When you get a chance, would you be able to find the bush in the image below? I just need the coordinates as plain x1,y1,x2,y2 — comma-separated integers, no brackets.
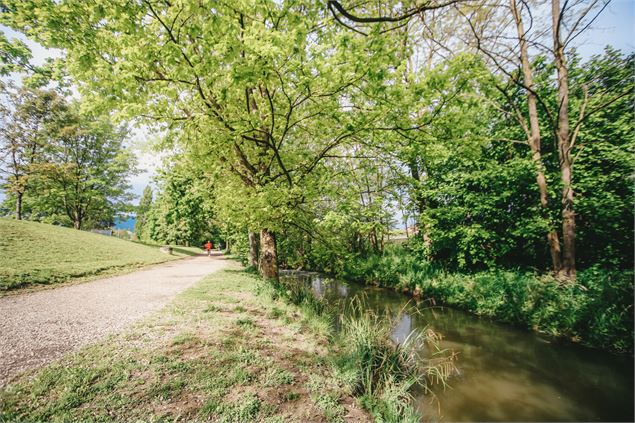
340,248,634,353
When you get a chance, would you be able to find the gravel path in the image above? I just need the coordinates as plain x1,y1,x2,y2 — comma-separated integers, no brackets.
0,253,228,387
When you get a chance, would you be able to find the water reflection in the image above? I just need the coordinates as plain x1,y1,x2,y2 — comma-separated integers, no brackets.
281,271,635,422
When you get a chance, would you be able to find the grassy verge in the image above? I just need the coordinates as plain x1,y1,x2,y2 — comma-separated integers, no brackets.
341,247,634,354
263,277,456,422
0,218,201,293
0,266,370,422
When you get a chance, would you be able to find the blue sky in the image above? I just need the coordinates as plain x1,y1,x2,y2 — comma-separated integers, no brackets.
1,0,633,204
575,0,634,56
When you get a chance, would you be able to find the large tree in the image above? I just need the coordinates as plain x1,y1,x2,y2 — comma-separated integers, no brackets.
0,84,65,219
457,0,626,279
35,110,136,229
2,0,389,279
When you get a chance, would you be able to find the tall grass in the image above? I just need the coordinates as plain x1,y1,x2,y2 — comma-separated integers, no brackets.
259,276,456,421
335,298,457,422
263,276,328,318
341,248,634,354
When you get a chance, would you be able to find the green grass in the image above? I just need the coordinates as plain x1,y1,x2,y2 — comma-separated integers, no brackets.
341,247,635,353
0,267,369,422
260,276,456,422
0,218,202,292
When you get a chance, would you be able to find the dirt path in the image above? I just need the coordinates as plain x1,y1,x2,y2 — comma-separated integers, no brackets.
0,252,228,387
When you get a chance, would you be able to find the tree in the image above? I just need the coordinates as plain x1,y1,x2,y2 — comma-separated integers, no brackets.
567,49,634,269
143,160,216,247
35,110,136,229
134,185,153,240
408,48,634,271
0,84,65,219
3,0,389,279
457,0,625,279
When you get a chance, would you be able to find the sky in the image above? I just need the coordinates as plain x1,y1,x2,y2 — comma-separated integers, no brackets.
1,0,633,205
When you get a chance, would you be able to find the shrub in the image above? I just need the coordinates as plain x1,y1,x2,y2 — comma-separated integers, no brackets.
339,247,634,353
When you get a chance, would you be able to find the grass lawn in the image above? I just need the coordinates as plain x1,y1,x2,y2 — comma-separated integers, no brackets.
0,218,201,292
0,267,369,422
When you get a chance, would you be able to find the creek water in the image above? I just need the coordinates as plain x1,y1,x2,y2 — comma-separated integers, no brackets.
281,271,635,422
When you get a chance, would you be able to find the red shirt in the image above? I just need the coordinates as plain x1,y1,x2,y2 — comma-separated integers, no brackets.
205,242,212,250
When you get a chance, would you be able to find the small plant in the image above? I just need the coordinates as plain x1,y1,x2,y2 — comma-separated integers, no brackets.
204,304,221,313
262,367,295,386
284,391,300,401
235,317,255,328
203,393,262,421
267,307,284,319
171,332,198,346
263,277,330,318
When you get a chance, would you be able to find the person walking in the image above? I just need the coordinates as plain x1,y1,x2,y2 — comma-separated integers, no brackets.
204,240,213,256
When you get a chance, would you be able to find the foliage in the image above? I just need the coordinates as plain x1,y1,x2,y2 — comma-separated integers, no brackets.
0,29,60,86
0,30,32,76
0,83,66,218
142,160,218,247
409,49,634,271
0,218,196,291
2,0,395,253
35,110,136,229
341,245,634,353
0,85,136,229
570,48,635,268
134,185,152,239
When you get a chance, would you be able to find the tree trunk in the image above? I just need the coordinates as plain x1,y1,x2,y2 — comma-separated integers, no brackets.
248,231,259,268
552,0,576,279
15,192,23,220
73,219,81,230
409,159,432,245
408,160,425,227
511,0,562,273
259,229,278,280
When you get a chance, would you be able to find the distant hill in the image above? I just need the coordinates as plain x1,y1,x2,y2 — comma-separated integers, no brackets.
0,218,198,292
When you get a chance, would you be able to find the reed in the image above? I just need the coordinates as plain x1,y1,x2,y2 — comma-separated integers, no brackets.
335,298,457,421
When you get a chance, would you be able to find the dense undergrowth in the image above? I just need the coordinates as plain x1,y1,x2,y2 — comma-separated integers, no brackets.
261,274,456,422
340,246,634,354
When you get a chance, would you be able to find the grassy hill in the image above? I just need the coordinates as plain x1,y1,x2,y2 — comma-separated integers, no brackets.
0,218,201,292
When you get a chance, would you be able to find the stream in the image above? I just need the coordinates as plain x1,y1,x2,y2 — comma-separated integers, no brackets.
281,271,635,422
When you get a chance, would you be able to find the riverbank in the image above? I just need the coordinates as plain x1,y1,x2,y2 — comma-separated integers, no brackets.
340,249,634,354
284,271,634,422
0,265,371,421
